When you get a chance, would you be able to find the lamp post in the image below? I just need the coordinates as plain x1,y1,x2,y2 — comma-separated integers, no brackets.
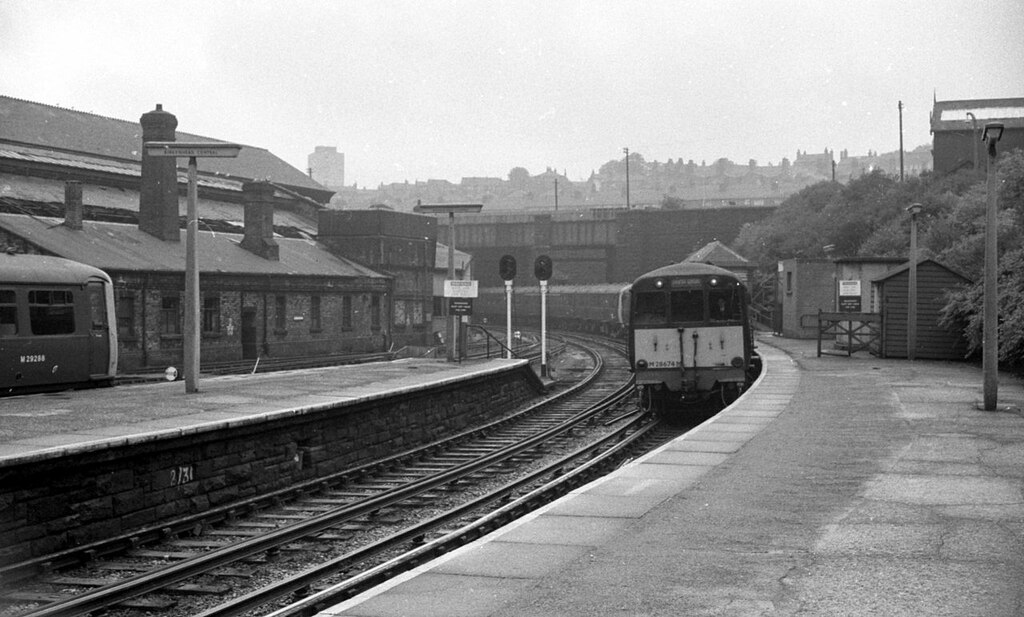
982,123,1003,410
966,111,979,171
906,203,922,361
413,202,483,362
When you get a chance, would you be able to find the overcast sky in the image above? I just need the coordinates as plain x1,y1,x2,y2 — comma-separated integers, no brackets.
2,1,1022,187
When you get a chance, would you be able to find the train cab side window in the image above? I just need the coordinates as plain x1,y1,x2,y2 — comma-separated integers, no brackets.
708,288,741,322
633,292,667,325
0,290,17,335
28,289,75,335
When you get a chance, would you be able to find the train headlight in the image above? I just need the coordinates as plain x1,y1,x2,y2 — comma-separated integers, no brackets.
654,279,664,289
730,356,744,368
636,359,648,370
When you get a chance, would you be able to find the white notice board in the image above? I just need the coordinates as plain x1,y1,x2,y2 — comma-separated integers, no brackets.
444,280,478,298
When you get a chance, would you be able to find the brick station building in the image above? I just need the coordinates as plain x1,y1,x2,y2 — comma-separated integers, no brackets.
0,97,438,373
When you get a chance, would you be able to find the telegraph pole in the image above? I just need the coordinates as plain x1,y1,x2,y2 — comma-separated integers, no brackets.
623,147,631,208
898,100,905,181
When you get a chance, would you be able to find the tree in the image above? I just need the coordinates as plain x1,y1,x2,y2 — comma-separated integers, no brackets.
507,167,530,190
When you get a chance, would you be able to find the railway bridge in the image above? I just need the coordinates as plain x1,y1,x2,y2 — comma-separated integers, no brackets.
433,204,774,287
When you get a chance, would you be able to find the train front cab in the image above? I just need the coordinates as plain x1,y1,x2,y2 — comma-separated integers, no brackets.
629,268,752,412
1,271,117,393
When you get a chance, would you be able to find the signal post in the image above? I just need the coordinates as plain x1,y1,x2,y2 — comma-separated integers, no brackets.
499,255,517,359
534,255,553,377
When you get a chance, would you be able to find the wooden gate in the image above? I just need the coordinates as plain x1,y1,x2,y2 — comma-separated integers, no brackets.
817,311,882,357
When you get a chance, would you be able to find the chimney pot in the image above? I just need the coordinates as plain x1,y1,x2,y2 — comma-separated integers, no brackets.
240,181,280,260
138,105,180,241
64,181,83,230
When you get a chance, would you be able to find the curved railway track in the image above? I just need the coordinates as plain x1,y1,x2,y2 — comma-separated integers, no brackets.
0,335,687,617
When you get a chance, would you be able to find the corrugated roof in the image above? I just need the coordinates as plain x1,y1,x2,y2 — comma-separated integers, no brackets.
0,213,386,279
0,145,238,191
0,95,329,196
0,173,317,236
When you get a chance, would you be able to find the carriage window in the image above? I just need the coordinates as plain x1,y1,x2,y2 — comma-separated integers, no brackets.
633,292,667,325
669,289,705,322
708,287,742,321
29,289,75,335
0,290,17,335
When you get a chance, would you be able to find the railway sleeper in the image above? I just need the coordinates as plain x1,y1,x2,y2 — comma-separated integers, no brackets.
166,582,232,596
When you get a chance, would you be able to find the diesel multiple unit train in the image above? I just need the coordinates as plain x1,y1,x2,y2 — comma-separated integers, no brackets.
476,262,758,413
1,253,118,394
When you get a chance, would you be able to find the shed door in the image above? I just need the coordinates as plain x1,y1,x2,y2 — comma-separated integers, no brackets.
86,282,111,377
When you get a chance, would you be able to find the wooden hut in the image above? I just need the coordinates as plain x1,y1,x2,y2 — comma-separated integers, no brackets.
872,258,972,360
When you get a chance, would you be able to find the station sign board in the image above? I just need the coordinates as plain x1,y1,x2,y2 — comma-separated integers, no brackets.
444,280,478,298
838,279,862,312
448,298,473,316
144,141,243,158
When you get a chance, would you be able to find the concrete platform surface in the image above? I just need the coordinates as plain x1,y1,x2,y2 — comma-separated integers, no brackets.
319,335,1024,617
0,357,527,466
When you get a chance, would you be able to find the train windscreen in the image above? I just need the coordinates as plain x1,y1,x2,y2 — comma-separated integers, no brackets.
633,292,667,325
633,279,742,325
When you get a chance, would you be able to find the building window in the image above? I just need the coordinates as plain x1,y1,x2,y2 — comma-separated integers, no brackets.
310,295,322,331
786,271,793,294
393,299,407,330
161,294,181,335
203,295,221,334
370,295,381,330
275,295,287,331
28,289,75,335
341,295,352,330
0,289,18,336
117,291,136,339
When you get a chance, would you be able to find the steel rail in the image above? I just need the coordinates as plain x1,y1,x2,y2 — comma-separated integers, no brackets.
20,342,626,617
1,338,593,587
264,413,659,617
195,381,643,617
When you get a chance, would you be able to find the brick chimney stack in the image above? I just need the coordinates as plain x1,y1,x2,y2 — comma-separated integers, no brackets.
139,104,180,241
240,181,280,260
63,181,83,230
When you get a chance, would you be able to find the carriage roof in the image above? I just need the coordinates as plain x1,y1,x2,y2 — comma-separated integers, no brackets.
1,253,112,285
633,261,740,285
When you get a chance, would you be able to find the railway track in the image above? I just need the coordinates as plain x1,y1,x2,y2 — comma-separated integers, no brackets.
0,335,685,617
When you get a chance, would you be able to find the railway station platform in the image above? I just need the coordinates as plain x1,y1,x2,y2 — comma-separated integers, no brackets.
319,335,1024,617
0,357,534,466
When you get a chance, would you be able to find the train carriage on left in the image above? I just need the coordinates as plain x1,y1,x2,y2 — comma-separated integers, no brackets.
1,253,118,394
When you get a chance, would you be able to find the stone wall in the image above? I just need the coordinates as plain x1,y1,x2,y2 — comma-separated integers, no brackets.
0,365,543,563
